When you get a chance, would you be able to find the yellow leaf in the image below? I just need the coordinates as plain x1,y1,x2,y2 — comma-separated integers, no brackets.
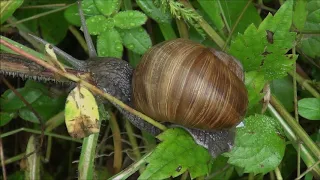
65,85,100,138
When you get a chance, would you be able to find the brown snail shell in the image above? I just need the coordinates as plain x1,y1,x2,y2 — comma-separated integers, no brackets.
132,39,248,130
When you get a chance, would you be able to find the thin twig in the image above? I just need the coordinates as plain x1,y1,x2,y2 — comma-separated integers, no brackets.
292,47,301,177
0,127,82,143
0,131,7,180
68,26,89,54
274,167,283,180
3,3,74,28
295,160,320,180
109,111,123,173
288,71,320,98
20,4,67,9
223,0,253,51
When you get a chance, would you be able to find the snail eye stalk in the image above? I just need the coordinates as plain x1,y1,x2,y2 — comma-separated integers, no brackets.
77,1,97,58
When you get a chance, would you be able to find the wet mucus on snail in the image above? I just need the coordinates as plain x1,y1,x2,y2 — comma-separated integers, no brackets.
27,1,248,158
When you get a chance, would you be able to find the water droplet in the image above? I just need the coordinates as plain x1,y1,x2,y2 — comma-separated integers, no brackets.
115,44,123,51
130,23,135,27
128,44,134,49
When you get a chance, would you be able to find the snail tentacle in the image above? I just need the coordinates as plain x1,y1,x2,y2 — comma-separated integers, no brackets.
28,34,86,69
77,1,97,58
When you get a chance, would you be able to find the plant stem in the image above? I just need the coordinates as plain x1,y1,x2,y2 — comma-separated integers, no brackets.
0,128,82,143
44,136,52,163
293,48,301,177
108,151,153,180
20,4,67,9
125,120,144,173
0,37,168,132
68,26,88,54
158,23,177,40
268,104,320,177
270,95,320,159
78,132,100,180
3,3,74,28
1,153,25,166
217,0,230,33
6,17,43,51
223,0,253,51
180,1,225,49
274,167,283,180
176,19,189,38
254,3,277,13
45,111,65,132
0,132,7,180
288,71,320,98
295,160,320,180
109,111,123,173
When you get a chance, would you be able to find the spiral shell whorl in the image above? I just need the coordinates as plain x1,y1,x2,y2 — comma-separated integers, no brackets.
133,39,248,130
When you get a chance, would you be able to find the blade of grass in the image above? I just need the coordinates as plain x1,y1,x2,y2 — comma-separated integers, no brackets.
78,132,100,180
25,136,40,180
108,150,153,180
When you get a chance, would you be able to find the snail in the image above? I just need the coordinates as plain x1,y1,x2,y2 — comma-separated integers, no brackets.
1,1,248,158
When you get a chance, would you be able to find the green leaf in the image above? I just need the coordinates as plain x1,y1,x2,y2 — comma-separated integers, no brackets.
97,29,123,58
81,0,100,16
245,71,265,110
197,0,224,31
7,171,24,180
0,87,43,111
0,112,16,126
298,98,320,120
94,0,120,16
270,76,294,112
0,0,24,24
118,27,151,54
24,80,48,94
114,10,147,29
39,11,69,45
136,0,172,24
86,15,112,35
210,156,234,180
229,0,297,80
139,128,212,179
18,95,65,123
298,0,320,58
64,4,81,26
293,0,307,30
226,114,286,174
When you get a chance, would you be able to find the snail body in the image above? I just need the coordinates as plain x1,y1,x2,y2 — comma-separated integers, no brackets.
133,39,248,130
22,2,248,158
